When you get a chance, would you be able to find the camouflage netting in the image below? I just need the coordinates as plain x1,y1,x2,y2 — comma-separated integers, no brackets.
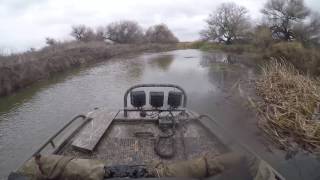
147,153,281,180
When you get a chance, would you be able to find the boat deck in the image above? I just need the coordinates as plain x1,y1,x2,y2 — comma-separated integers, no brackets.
61,110,227,166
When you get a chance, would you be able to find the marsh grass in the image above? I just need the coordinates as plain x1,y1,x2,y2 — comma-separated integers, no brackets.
255,60,320,154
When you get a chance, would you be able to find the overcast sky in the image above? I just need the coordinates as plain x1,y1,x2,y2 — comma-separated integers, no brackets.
0,0,319,52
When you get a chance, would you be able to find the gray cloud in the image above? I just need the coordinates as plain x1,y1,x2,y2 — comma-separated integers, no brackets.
0,0,318,51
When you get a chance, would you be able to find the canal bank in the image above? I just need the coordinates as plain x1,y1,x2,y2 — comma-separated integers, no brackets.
0,42,177,97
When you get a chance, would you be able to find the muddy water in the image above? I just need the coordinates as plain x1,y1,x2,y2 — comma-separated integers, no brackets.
0,49,319,179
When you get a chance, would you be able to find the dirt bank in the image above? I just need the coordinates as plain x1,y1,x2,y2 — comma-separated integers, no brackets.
0,42,177,97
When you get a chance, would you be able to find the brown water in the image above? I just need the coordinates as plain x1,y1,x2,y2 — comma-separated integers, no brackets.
0,49,319,179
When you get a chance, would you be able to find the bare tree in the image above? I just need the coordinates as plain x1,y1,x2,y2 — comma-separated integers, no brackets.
81,27,96,42
261,0,310,41
145,24,179,43
293,11,320,46
106,20,144,44
71,25,104,42
45,37,57,46
95,26,107,41
200,2,251,44
199,29,218,42
70,25,87,41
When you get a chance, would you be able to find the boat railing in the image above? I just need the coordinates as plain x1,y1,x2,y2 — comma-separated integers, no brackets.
32,114,89,157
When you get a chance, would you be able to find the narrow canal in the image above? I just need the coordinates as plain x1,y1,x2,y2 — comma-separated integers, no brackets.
0,49,319,179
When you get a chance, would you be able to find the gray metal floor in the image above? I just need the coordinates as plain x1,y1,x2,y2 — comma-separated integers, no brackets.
63,121,227,165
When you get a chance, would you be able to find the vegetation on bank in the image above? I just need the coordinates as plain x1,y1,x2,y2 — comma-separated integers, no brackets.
0,42,177,97
0,21,179,97
199,0,319,46
193,0,320,74
255,60,320,154
193,39,320,154
190,41,320,75
193,0,320,154
68,21,178,44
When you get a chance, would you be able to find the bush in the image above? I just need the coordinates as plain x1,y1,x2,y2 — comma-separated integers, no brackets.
45,37,58,46
253,26,273,49
106,20,144,44
145,24,179,43
268,42,320,75
70,25,106,42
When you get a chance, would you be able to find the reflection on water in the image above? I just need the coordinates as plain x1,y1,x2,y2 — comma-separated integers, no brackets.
125,61,145,80
200,52,253,92
0,68,83,116
148,54,174,71
0,49,318,179
201,52,232,64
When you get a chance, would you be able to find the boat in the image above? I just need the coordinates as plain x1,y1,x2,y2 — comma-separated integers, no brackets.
8,84,285,180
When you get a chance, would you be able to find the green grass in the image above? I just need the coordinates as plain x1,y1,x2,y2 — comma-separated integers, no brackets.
189,41,255,54
191,41,320,76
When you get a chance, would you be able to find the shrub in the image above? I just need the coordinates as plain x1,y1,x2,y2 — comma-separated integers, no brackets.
45,37,58,46
70,25,105,42
253,25,274,49
145,24,179,43
268,42,320,75
106,20,144,44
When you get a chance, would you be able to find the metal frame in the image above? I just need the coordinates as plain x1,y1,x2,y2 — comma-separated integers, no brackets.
33,114,88,156
123,84,188,117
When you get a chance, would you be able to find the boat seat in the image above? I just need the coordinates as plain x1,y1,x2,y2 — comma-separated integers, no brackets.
72,110,117,152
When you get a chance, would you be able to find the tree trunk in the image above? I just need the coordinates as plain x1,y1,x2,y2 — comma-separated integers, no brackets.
226,37,232,45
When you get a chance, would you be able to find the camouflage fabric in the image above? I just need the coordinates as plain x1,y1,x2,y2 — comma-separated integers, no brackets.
16,155,104,180
15,153,283,180
147,153,283,180
146,153,241,178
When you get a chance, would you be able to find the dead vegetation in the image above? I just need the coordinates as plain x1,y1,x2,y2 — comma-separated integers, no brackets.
255,60,320,154
0,20,180,97
0,41,177,97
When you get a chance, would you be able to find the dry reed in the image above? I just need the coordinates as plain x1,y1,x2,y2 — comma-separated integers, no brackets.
255,59,320,153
